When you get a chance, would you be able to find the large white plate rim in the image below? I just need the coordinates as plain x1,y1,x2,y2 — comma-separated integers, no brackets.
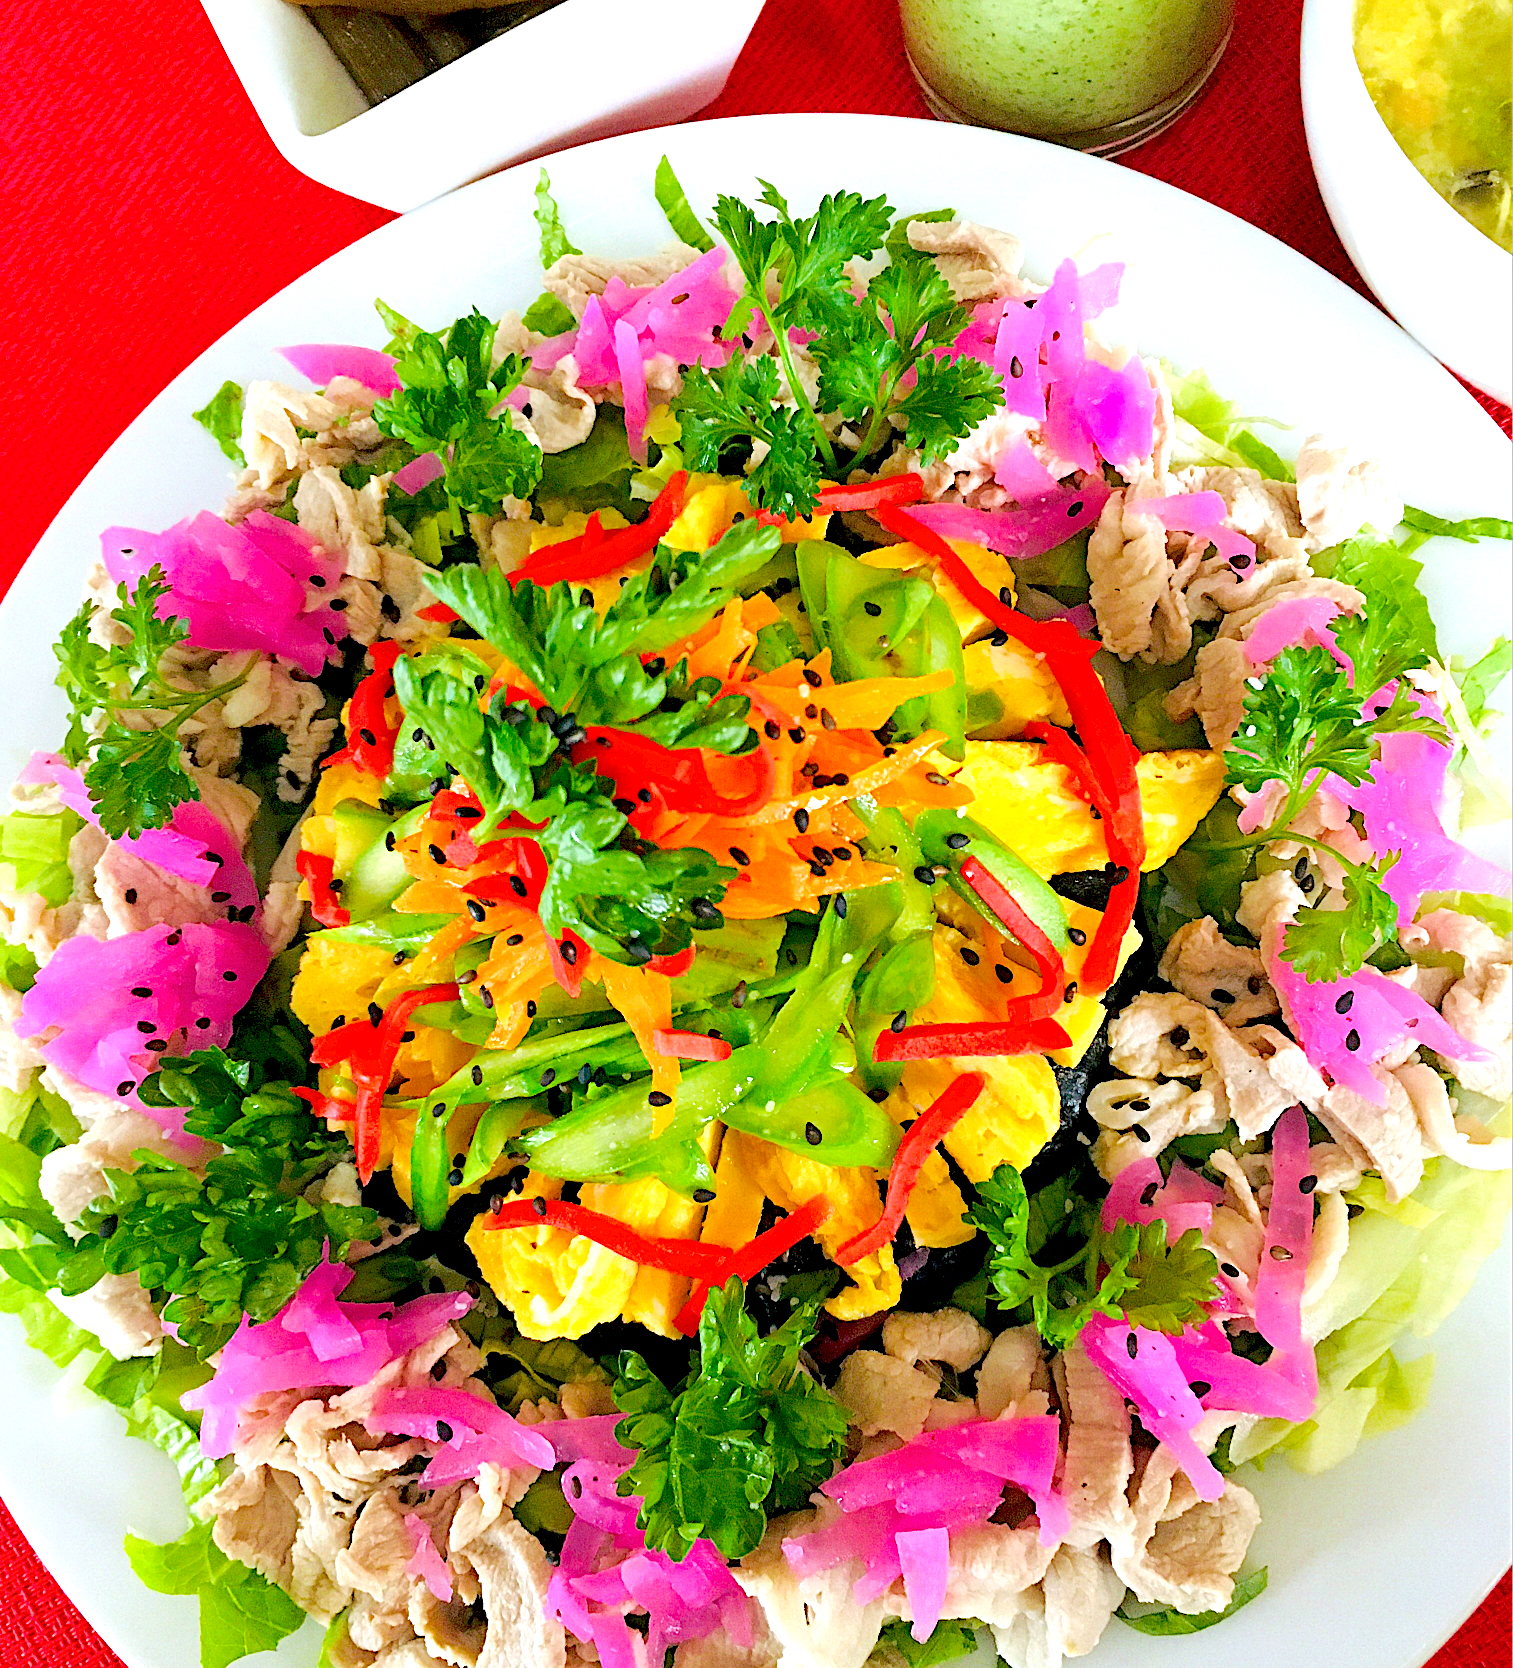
0,113,1506,1668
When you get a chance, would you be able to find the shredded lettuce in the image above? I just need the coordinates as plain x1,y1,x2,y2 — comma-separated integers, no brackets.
126,1520,306,1668
0,807,82,908
191,382,246,468
1400,506,1513,545
1230,1151,1511,1470
1418,890,1513,937
520,169,582,337
873,1617,982,1664
1117,1567,1269,1635
655,155,715,252
1163,363,1292,478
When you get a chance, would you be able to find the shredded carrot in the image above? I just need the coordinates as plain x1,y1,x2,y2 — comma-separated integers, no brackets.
599,960,679,1109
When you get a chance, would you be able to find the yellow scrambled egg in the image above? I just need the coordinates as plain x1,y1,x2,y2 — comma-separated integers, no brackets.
952,741,1226,877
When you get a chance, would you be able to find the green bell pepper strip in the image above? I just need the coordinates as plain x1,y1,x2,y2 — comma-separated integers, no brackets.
796,542,966,758
316,912,456,949
854,933,938,1094
517,883,902,1190
914,809,1068,950
461,1096,547,1189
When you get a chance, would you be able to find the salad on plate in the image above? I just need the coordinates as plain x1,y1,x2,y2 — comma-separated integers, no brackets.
0,161,1509,1668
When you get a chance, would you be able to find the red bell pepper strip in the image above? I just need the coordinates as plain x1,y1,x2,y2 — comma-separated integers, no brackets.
834,1073,986,1264
310,983,459,1182
876,502,1144,993
1022,720,1141,991
294,850,351,929
673,1196,835,1335
292,1086,356,1122
959,856,1065,1025
512,471,689,588
814,473,926,512
481,1196,733,1275
873,1016,1073,1062
573,727,775,820
653,1029,733,1062
416,603,460,624
646,945,697,978
325,640,406,778
544,928,590,999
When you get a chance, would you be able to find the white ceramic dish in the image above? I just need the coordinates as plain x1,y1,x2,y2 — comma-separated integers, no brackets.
0,112,1508,1668
1300,0,1513,405
198,0,764,211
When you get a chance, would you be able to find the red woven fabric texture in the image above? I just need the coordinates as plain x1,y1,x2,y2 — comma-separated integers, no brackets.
0,0,1506,1663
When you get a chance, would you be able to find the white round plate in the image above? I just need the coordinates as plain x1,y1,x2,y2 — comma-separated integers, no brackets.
0,113,1507,1668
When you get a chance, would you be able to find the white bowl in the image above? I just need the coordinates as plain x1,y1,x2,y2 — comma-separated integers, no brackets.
198,0,765,212
1300,0,1512,405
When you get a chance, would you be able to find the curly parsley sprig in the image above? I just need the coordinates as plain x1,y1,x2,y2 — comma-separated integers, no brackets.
54,569,250,839
613,1278,848,1561
674,185,1004,518
968,1166,1219,1350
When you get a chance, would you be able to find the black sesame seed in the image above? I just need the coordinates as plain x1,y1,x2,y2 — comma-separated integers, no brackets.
1189,1381,1212,1399
729,847,751,867
1008,354,1023,378
117,1081,134,1097
834,894,848,918
1212,988,1234,1004
693,1188,716,1204
479,988,494,1009
368,1002,384,1026
136,1019,155,1033
560,941,577,965
428,843,446,864
863,600,882,616
999,587,1014,606
1269,1245,1294,1262
471,1066,484,1086
925,771,950,786
794,808,810,833
509,875,528,899
1068,927,1087,946
1300,1174,1319,1194
466,899,487,922
803,669,823,687
1126,1333,1139,1359
804,1122,823,1145
531,1197,548,1218
648,1090,671,1107
1221,1262,1241,1278
891,1010,908,1033
913,865,936,885
995,964,1012,984
540,1069,557,1087
960,947,980,966
131,987,153,999
1335,991,1355,1014
787,727,806,743
944,831,968,850
1130,1122,1151,1142
1140,1182,1159,1206
123,888,138,905
1345,1028,1361,1051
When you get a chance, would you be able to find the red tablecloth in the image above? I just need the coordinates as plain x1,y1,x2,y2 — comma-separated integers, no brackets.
0,0,1507,1663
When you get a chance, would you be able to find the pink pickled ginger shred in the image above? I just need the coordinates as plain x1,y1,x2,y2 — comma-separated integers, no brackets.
1325,728,1510,926
784,1415,1067,1615
614,318,650,465
1073,355,1157,476
102,511,348,678
1081,1316,1225,1502
1270,952,1491,1105
993,436,1060,502
992,300,1048,421
17,921,269,1117
897,1527,950,1643
1101,1156,1220,1242
277,343,400,397
1252,1105,1318,1404
904,477,1110,559
183,1257,474,1458
367,1383,555,1480
404,1514,454,1603
1129,491,1255,563
18,753,218,888
1243,594,1349,670
547,1447,751,1666
531,247,738,392
392,451,445,495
